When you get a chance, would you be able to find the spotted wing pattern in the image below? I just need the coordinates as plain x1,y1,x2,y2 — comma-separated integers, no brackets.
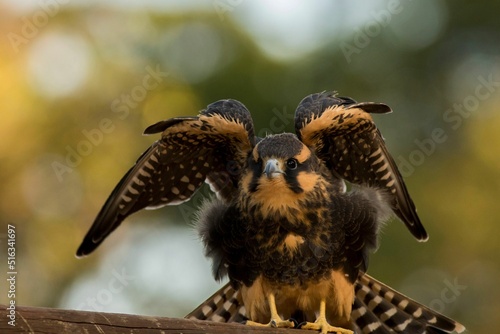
186,274,465,334
76,99,255,257
295,91,428,241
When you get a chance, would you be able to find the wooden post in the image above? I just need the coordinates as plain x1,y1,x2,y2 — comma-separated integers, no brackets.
0,305,313,333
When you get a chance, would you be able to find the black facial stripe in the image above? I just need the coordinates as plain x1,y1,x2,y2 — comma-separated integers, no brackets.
248,158,262,193
284,162,307,194
285,173,303,193
247,152,317,195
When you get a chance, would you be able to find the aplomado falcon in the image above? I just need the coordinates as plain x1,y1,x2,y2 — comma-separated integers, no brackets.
77,91,464,334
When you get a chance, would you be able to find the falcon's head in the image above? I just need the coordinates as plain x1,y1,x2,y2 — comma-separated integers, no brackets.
241,133,327,215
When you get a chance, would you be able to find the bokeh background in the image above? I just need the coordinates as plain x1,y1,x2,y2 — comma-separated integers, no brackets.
1,0,499,332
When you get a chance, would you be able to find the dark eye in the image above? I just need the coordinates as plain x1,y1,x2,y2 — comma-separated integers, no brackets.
286,158,298,170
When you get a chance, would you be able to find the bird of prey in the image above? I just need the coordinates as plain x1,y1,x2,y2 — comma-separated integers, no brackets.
76,91,464,333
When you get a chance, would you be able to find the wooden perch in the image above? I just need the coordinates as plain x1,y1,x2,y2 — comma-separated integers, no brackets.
0,304,315,334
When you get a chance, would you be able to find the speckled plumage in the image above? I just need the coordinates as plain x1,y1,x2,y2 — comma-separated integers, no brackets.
76,91,464,333
200,133,381,287
295,92,428,241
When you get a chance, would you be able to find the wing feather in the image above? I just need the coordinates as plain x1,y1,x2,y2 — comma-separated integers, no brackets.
295,91,428,241
76,99,255,257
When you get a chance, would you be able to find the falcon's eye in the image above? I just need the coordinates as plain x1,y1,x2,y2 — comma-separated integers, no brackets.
286,158,298,170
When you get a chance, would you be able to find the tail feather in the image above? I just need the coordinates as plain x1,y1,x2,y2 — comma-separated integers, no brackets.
352,298,393,333
353,281,429,333
353,274,465,334
185,283,247,323
186,274,465,334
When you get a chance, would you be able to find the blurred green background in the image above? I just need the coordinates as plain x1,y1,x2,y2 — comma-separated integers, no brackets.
1,0,499,332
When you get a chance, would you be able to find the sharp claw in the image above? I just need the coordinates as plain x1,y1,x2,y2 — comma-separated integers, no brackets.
300,318,353,334
288,318,299,328
246,318,295,329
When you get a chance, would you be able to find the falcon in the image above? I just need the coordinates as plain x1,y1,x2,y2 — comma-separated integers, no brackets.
76,91,464,333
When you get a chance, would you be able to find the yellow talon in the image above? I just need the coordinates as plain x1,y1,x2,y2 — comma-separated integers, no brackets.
245,292,295,329
246,318,295,328
301,317,353,334
300,299,353,334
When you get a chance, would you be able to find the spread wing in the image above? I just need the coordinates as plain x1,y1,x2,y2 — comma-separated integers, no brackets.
295,91,428,241
76,99,255,257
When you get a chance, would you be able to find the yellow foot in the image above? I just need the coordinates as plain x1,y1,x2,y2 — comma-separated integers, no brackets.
300,317,353,334
246,318,295,329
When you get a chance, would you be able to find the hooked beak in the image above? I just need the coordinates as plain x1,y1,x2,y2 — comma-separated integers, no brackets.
263,158,283,178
